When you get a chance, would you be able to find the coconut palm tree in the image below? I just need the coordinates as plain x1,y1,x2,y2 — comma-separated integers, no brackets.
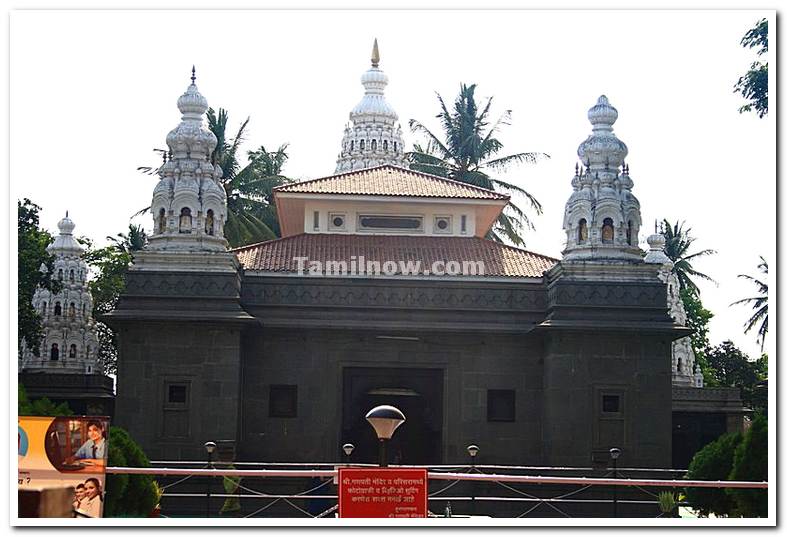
731,257,768,350
408,83,548,246
137,108,291,248
661,219,717,295
207,108,291,246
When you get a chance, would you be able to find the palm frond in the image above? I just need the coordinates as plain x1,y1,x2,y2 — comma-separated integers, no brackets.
409,119,452,161
490,177,543,215
502,200,535,231
132,206,152,218
494,211,525,246
730,257,768,350
408,83,545,245
485,152,549,170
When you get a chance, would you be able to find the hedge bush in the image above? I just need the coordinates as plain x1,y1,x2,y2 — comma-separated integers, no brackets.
685,431,742,517
729,415,767,517
104,426,159,517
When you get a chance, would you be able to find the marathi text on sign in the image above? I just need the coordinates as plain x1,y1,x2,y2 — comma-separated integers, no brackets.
338,468,428,518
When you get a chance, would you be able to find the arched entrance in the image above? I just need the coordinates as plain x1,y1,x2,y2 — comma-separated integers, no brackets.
342,367,443,465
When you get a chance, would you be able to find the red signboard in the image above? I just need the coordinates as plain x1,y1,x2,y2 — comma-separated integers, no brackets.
338,468,428,518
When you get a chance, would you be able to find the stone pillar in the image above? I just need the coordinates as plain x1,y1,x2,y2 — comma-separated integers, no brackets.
539,261,685,469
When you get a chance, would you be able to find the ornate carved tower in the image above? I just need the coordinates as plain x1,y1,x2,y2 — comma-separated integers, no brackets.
108,70,253,459
20,214,101,375
148,68,228,253
335,39,408,172
562,95,643,262
541,95,680,468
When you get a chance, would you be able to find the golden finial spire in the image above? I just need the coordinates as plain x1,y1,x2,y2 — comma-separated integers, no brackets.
371,38,380,67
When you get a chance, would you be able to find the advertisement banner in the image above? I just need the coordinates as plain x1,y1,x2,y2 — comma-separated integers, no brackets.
338,468,428,518
18,416,110,518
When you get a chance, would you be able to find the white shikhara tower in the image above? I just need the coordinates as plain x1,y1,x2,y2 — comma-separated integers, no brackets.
335,39,408,173
20,214,101,374
562,96,643,262
148,68,228,252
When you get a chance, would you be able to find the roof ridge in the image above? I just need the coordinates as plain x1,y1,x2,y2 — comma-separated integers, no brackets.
471,236,560,262
230,233,301,252
393,166,509,199
274,164,509,200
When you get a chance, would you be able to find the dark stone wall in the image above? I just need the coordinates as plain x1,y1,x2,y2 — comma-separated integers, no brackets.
238,327,545,466
241,276,547,333
19,372,115,417
111,263,678,469
113,321,244,461
108,265,252,461
542,332,673,468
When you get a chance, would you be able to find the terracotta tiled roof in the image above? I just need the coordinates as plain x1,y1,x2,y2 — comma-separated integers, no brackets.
233,234,557,278
274,165,509,201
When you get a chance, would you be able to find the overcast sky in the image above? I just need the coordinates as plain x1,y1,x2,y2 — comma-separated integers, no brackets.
10,9,774,359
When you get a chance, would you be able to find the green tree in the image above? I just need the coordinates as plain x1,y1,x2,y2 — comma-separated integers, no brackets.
661,219,716,296
104,426,160,517
705,341,765,410
685,431,742,517
18,384,73,417
753,353,768,379
728,414,767,517
81,225,148,375
730,257,768,351
107,224,148,253
18,199,60,356
734,18,768,118
408,83,548,246
138,109,292,247
207,108,291,246
680,288,716,386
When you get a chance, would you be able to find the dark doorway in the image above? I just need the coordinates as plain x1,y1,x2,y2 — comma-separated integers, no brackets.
672,412,727,469
342,367,443,465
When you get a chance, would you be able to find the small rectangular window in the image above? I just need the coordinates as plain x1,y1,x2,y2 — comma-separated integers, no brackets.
269,385,298,418
168,384,188,404
313,211,320,231
461,215,467,234
162,380,191,439
602,394,621,413
487,389,515,422
358,214,423,232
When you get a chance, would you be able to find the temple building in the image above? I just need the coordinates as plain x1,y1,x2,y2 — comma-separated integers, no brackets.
107,43,743,478
19,214,114,415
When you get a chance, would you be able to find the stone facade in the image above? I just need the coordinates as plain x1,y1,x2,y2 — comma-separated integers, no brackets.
111,266,679,468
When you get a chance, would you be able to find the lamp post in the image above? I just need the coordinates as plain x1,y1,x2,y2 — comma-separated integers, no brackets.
342,443,355,465
204,441,216,518
609,447,621,518
365,405,405,468
466,444,479,470
467,444,479,515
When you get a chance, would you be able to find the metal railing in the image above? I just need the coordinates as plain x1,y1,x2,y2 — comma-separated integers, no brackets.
106,463,767,518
